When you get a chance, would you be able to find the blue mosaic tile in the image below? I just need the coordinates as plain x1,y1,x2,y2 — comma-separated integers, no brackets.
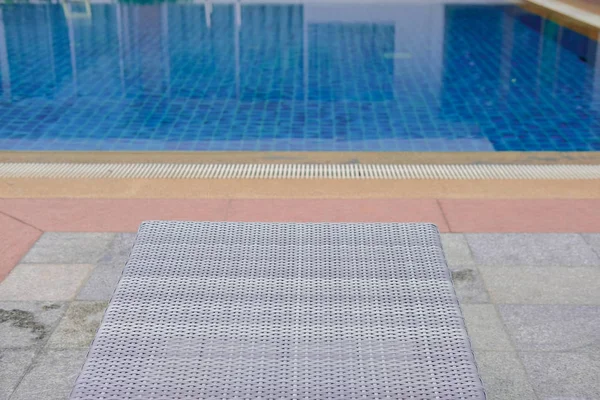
0,3,598,151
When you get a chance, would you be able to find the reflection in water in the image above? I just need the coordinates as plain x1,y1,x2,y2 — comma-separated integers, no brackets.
0,2,598,150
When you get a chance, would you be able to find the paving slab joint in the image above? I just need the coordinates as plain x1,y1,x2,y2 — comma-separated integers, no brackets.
6,301,70,399
0,210,43,234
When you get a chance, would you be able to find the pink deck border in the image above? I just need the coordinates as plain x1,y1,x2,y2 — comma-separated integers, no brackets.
1,198,599,281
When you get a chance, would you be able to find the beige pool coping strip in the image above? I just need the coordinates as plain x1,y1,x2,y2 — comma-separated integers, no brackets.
1,152,599,198
1,151,599,164
521,0,600,38
525,0,600,27
1,178,598,199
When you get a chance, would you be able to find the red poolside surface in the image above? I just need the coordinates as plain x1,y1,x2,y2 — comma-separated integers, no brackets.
1,198,599,281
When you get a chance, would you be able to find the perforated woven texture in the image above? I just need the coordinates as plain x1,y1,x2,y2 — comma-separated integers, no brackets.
70,221,485,399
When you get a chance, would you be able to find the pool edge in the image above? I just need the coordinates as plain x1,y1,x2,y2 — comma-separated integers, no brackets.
1,151,599,165
520,0,600,39
1,177,599,199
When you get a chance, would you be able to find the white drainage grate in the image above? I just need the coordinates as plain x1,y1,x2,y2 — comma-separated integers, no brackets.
0,163,599,180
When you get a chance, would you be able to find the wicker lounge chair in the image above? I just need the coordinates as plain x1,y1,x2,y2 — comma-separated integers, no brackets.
70,221,485,399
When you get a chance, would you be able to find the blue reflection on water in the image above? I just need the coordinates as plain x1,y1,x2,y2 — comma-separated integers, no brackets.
0,2,598,151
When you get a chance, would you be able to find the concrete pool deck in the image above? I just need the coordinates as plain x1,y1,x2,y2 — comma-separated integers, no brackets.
2,177,600,278
1,155,600,399
1,195,599,400
2,0,600,395
1,230,599,400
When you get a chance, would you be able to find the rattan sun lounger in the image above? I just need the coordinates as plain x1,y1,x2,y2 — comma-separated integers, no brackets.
70,221,485,399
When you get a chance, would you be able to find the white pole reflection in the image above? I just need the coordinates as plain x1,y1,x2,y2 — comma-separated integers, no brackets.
593,33,600,113
116,3,125,91
235,0,241,98
0,9,11,102
235,0,241,27
46,5,57,94
122,5,131,68
500,13,514,97
303,8,308,102
535,21,544,97
205,0,212,28
161,2,171,97
553,27,563,95
66,3,78,93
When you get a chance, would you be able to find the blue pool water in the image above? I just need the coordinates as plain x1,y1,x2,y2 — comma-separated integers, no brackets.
0,1,599,151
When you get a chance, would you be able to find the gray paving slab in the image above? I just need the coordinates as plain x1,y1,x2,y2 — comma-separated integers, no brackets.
473,351,537,400
498,305,600,353
4,230,597,400
479,266,600,304
0,349,35,400
77,234,135,301
462,304,513,351
0,302,65,348
441,233,475,266
582,233,600,258
46,302,108,349
0,265,95,301
520,351,600,399
96,233,136,266
10,349,87,400
76,266,123,301
21,233,116,264
466,233,600,267
451,266,490,304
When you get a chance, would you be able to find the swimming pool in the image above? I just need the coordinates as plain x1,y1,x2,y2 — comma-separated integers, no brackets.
0,1,598,151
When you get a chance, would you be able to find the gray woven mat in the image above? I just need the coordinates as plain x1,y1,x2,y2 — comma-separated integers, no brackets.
71,221,485,399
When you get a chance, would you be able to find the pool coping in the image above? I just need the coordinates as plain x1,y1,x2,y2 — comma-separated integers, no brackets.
2,177,599,199
1,151,599,164
521,0,600,39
